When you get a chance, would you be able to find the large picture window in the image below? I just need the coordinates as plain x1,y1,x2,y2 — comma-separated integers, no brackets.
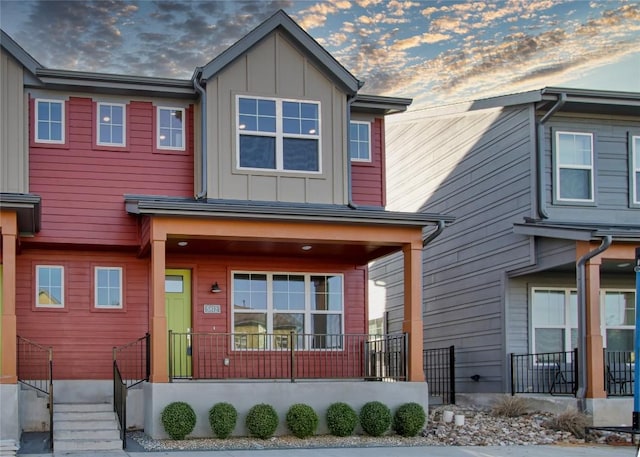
554,131,594,202
603,290,635,352
36,265,64,308
35,99,65,143
531,288,577,355
237,96,320,172
232,272,343,350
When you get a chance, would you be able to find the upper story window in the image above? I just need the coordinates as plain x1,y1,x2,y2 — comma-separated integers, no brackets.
555,131,594,202
157,107,185,150
350,121,371,162
35,99,64,143
237,96,321,173
36,265,64,308
632,135,640,206
95,267,123,309
97,103,125,147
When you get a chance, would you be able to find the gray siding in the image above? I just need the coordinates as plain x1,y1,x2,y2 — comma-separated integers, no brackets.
0,49,28,193
204,31,347,204
371,104,537,393
542,114,640,223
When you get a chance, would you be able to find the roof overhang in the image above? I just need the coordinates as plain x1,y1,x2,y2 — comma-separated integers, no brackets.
0,193,41,235
513,219,640,242
351,94,413,115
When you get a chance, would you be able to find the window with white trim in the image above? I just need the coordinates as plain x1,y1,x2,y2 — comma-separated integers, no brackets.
35,99,64,143
350,121,371,161
237,96,320,172
632,135,640,205
555,131,594,202
157,107,185,150
97,103,125,146
602,290,635,352
232,272,343,349
531,288,577,356
95,267,123,309
36,265,64,308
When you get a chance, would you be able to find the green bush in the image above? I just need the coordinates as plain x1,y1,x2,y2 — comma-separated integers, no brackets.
246,403,279,439
392,402,426,437
326,402,358,437
286,403,318,438
359,401,391,437
161,402,196,440
209,402,238,439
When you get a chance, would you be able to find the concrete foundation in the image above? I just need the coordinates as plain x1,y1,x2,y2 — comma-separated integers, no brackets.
0,384,19,442
144,380,429,439
18,387,49,432
586,398,634,427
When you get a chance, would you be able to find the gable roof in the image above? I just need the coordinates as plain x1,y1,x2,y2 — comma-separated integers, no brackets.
0,29,41,75
199,10,361,94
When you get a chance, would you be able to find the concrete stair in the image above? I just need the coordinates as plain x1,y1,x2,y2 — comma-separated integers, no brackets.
53,403,122,452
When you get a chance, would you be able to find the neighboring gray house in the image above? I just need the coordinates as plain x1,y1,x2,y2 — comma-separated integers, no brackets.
370,88,639,425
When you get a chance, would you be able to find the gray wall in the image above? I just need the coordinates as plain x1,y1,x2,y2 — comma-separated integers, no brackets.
0,49,28,193
204,30,348,204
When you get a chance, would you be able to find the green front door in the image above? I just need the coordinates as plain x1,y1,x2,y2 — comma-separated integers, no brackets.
165,269,192,378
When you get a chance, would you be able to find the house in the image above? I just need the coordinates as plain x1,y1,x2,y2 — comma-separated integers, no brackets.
0,11,453,449
370,88,639,426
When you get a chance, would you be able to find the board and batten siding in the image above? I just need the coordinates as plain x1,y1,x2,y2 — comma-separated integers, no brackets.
351,117,385,207
204,30,348,205
28,96,194,246
542,114,640,223
1,49,28,193
370,104,537,393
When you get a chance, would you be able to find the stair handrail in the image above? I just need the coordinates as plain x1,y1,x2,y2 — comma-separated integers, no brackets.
113,351,127,449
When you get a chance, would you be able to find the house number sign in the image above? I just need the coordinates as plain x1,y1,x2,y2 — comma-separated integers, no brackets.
203,304,221,314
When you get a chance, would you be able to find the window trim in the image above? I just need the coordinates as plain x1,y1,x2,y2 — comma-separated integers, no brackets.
96,102,126,147
156,106,186,151
35,265,65,309
34,98,65,144
235,95,322,174
630,133,640,208
231,271,344,350
553,131,595,204
530,287,577,359
350,120,372,162
93,266,124,310
601,289,635,351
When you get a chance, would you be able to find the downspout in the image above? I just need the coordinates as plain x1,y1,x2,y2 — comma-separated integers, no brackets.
193,67,207,200
423,220,446,247
346,94,358,209
535,93,566,219
575,235,612,410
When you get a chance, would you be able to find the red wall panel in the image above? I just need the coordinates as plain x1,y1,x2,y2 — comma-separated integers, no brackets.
351,117,386,207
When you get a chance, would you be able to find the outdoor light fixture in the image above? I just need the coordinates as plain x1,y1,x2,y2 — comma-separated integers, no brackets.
301,245,312,251
177,241,188,247
210,282,222,293
470,374,480,382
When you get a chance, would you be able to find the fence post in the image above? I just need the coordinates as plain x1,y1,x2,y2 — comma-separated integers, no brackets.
168,330,173,382
573,348,579,396
290,331,295,383
48,347,53,451
448,345,455,404
145,333,151,381
510,353,515,395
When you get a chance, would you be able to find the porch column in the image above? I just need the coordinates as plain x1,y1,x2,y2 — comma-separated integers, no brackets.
402,241,425,382
149,235,168,383
584,256,606,399
1,212,18,384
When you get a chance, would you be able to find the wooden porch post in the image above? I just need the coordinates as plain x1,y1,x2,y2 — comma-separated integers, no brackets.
1,212,18,384
584,256,606,399
402,241,425,382
149,226,168,383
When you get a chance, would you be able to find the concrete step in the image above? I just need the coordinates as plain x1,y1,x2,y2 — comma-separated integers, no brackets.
54,419,118,431
54,429,121,440
53,438,122,452
54,410,117,422
55,402,112,413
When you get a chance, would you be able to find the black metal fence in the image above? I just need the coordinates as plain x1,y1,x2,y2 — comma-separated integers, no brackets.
168,331,407,382
17,336,53,450
510,349,578,396
423,346,455,404
605,350,634,397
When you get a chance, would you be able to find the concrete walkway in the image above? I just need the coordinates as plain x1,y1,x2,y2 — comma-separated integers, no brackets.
19,445,638,457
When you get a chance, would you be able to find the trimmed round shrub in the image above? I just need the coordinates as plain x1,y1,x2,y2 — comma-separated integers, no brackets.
286,403,318,438
326,402,358,437
359,401,391,437
161,401,196,440
245,403,279,439
209,402,238,439
392,402,426,437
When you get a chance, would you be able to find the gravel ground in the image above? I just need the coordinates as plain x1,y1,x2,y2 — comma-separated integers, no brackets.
129,404,634,451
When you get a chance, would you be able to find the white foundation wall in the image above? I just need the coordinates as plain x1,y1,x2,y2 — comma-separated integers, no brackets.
1,384,19,442
144,381,429,439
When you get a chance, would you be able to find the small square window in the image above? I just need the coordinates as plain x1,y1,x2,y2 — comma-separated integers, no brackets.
35,99,65,143
157,107,185,150
97,103,126,146
95,267,123,308
36,265,64,308
350,121,371,161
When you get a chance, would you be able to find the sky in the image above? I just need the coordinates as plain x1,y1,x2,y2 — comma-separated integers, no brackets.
1,0,639,109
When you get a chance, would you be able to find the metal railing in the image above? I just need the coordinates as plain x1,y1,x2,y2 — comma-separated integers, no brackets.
605,350,634,397
113,334,150,449
423,345,455,404
17,336,53,450
510,349,578,396
168,331,407,382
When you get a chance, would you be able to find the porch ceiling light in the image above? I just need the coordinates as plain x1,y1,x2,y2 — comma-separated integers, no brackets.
211,282,222,293
301,245,312,251
617,262,630,268
177,241,188,247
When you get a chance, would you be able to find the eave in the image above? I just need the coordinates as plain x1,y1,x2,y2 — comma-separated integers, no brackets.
352,94,413,115
513,220,640,242
0,193,41,235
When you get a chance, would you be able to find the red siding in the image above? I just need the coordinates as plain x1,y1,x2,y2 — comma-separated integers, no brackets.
351,117,386,207
28,97,194,247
